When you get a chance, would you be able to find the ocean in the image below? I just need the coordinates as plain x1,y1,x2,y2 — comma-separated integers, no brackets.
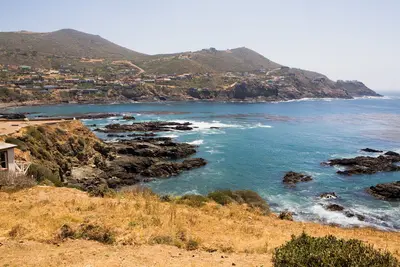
11,96,400,231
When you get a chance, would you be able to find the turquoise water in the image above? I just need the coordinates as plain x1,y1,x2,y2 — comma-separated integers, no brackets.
11,97,400,230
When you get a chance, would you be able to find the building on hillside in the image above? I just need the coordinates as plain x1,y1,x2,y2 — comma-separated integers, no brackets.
0,143,17,172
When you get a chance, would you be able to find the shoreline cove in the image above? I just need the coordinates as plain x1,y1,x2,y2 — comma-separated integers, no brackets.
3,97,400,231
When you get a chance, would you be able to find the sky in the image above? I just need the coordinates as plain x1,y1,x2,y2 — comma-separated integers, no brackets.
0,0,399,91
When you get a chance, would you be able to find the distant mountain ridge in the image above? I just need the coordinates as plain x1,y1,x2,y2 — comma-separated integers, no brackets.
0,28,380,99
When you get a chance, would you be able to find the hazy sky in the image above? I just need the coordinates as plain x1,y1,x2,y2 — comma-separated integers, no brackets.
0,0,399,91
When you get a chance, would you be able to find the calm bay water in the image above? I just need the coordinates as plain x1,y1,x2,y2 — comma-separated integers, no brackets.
11,97,400,230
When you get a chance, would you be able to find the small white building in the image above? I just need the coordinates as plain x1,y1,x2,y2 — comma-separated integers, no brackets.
0,143,17,172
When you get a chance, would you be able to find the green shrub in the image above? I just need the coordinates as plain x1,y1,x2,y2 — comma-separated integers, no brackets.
207,190,235,205
208,189,270,214
5,137,28,151
72,224,115,244
273,233,399,267
26,126,42,140
177,194,208,207
27,164,62,186
186,239,199,251
232,190,270,214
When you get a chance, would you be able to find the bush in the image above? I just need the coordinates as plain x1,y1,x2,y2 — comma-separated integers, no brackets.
177,194,208,207
273,233,399,267
0,172,36,191
5,137,28,151
27,164,62,186
208,189,270,214
207,190,235,205
74,224,115,244
150,235,174,245
186,239,199,251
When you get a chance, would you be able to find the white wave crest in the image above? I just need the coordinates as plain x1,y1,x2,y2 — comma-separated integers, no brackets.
162,134,179,138
171,120,243,130
187,139,204,145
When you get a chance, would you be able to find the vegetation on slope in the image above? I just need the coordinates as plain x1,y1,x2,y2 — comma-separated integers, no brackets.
273,233,399,267
0,29,146,67
3,120,113,185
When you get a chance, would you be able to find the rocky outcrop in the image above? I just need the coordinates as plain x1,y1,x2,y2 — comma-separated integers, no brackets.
336,80,381,97
96,121,193,133
283,171,312,185
367,181,400,201
0,113,26,120
115,137,197,159
4,120,207,192
325,154,400,175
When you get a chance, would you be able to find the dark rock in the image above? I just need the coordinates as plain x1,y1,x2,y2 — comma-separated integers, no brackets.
283,171,312,185
115,138,196,159
0,113,26,120
122,115,135,120
325,154,400,176
325,204,345,212
319,192,338,199
278,211,294,221
127,133,157,137
181,158,207,169
107,134,125,138
367,181,400,201
175,125,193,131
385,151,400,157
361,148,383,153
210,127,220,129
140,158,206,178
344,211,366,221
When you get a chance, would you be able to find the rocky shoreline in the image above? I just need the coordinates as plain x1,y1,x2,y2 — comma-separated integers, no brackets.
67,123,207,193
0,93,384,111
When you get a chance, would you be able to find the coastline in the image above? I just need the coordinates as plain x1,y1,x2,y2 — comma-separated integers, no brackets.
0,95,387,111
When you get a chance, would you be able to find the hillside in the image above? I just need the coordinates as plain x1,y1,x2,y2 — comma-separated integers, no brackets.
0,29,280,73
140,47,281,74
0,29,147,68
0,28,381,101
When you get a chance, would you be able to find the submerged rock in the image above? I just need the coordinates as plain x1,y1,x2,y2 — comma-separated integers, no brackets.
283,171,312,185
361,148,383,153
367,181,400,201
345,211,366,221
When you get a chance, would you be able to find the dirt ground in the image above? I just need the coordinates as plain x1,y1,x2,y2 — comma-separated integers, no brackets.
0,120,64,136
0,240,270,267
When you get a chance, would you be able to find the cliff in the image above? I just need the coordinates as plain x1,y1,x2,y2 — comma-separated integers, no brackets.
337,80,382,97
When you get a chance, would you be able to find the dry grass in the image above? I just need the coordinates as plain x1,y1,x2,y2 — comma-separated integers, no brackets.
0,186,398,261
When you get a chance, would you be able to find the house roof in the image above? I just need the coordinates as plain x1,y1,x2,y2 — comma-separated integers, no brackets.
0,142,18,150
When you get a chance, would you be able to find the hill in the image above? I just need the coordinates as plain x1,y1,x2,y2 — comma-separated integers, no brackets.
0,28,381,101
140,47,281,74
0,29,147,68
0,29,281,73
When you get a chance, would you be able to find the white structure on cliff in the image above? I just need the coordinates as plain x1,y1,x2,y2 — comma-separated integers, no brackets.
0,142,17,172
